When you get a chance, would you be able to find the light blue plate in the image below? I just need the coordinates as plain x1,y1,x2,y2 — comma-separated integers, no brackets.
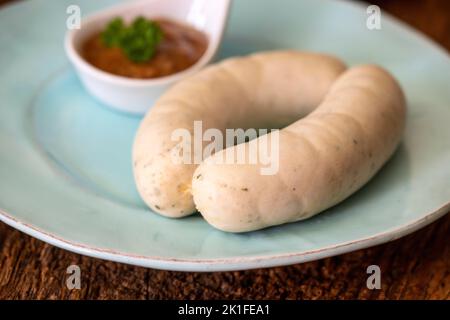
0,0,449,271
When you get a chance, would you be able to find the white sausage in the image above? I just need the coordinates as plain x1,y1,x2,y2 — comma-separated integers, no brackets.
133,51,347,217
192,65,406,232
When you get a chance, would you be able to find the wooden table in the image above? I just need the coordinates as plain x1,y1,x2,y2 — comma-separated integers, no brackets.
0,0,449,299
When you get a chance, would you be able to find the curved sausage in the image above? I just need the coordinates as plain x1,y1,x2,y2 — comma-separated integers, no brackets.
133,51,347,218
192,64,406,232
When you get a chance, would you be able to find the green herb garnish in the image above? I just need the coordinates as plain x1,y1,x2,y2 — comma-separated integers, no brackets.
101,17,125,47
101,16,163,63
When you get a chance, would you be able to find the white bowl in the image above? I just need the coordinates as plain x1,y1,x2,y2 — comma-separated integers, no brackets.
65,0,231,115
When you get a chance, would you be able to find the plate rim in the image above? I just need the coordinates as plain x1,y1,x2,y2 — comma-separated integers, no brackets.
0,203,448,271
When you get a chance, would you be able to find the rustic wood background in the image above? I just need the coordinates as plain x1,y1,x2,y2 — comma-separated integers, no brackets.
0,0,449,299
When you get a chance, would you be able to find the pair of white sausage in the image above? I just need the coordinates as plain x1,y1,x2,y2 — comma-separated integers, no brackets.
133,51,406,232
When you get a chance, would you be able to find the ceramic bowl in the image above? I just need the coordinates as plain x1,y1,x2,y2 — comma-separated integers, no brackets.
65,0,231,114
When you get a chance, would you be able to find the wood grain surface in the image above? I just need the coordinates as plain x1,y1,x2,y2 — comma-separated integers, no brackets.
0,0,449,300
